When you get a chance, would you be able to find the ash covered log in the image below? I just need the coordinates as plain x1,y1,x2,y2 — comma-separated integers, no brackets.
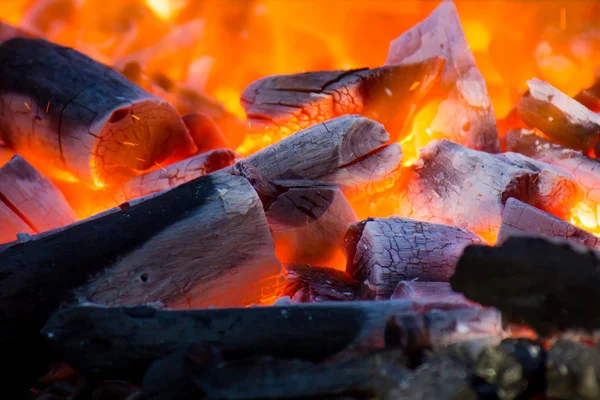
266,180,357,265
240,57,444,150
247,115,402,200
385,1,499,153
0,155,77,244
399,139,580,241
547,339,600,400
497,197,600,248
0,22,196,188
517,78,600,152
344,217,484,300
283,264,374,303
391,281,471,304
451,236,600,334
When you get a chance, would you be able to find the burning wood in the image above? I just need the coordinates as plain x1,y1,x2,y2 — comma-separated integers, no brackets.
399,139,580,240
266,180,357,265
497,197,600,248
0,155,76,243
240,57,445,150
385,1,500,153
451,236,600,335
391,281,471,304
517,78,600,152
181,113,229,154
247,115,403,200
344,217,484,299
0,22,196,189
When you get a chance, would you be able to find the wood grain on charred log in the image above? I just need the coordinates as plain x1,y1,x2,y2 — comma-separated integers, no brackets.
497,197,600,248
247,115,402,201
385,1,499,153
517,78,600,152
399,139,580,241
240,57,444,151
0,22,196,188
451,236,600,334
344,217,484,299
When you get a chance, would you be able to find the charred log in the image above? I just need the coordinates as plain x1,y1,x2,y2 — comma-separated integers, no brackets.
497,197,599,248
451,236,600,334
391,281,471,304
517,78,600,152
0,22,196,188
547,339,600,400
182,113,229,154
240,57,445,150
385,1,500,153
345,216,484,299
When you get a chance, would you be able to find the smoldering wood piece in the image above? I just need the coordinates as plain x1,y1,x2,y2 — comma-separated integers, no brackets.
115,148,239,203
517,78,600,152
399,139,580,240
0,23,196,189
240,57,445,149
391,281,471,304
546,339,600,400
450,236,600,335
575,76,600,113
142,343,408,400
497,197,600,249
182,113,229,154
266,180,358,265
283,264,374,303
0,155,77,243
345,217,484,299
247,115,402,201
385,1,499,153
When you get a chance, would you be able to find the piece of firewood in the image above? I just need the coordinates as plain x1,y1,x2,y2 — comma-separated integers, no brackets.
399,139,580,241
42,300,502,378
451,236,600,335
0,155,77,244
391,281,471,304
497,197,600,248
546,339,600,400
240,57,445,151
385,1,499,153
517,78,600,152
265,180,357,265
283,264,374,303
345,216,484,299
575,76,600,113
182,113,229,154
247,115,402,200
0,22,196,188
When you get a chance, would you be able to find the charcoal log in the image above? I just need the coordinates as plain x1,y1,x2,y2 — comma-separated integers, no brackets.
283,264,374,303
0,155,77,243
497,197,600,248
517,78,600,152
247,115,403,200
0,22,196,188
391,281,471,304
385,1,499,153
345,217,484,299
399,139,580,241
451,236,600,334
575,76,600,113
182,113,229,154
240,57,444,151
547,339,600,400
266,180,357,265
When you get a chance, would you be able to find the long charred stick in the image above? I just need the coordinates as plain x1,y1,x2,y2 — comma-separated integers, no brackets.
497,197,600,248
0,22,196,188
517,78,600,152
0,155,77,243
247,115,402,200
399,139,580,240
385,1,499,153
344,217,484,299
240,58,445,151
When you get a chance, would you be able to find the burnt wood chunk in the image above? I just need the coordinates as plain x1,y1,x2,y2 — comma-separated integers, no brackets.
344,217,484,299
0,155,77,243
240,57,445,150
399,139,580,241
283,264,374,303
391,281,471,304
0,22,196,188
247,115,403,200
575,76,600,113
385,1,499,153
547,339,600,400
451,236,600,334
517,78,600,152
182,113,229,154
266,180,357,265
497,197,599,248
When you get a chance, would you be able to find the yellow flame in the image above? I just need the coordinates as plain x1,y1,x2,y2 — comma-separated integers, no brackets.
145,0,187,22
